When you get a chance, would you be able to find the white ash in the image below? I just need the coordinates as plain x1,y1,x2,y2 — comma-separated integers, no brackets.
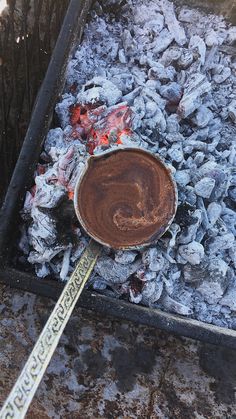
194,177,216,199
114,250,138,265
18,0,236,329
196,258,229,304
178,241,205,265
94,256,142,284
141,277,164,305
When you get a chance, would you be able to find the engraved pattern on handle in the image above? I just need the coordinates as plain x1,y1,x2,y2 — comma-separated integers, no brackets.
0,240,101,419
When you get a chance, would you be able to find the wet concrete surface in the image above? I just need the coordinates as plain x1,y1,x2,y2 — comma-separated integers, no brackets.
0,284,235,418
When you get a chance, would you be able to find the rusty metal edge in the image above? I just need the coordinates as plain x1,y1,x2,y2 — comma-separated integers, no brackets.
0,267,236,349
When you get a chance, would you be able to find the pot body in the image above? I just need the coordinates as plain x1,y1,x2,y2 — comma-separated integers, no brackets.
74,146,178,250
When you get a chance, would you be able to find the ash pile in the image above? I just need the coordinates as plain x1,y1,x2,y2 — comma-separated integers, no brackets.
19,0,236,329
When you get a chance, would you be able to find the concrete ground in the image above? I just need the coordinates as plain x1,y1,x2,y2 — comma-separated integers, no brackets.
0,285,235,418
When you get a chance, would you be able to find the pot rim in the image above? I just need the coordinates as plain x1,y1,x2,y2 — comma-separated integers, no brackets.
73,145,178,250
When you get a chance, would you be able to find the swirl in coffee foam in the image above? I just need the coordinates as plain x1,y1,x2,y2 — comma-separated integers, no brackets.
77,149,177,249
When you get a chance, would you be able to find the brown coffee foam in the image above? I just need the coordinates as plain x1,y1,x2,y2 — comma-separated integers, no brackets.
77,149,176,249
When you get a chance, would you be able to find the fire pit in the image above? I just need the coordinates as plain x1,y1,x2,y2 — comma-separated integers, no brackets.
0,0,236,348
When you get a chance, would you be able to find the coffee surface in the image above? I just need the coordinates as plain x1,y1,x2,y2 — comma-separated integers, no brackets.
77,149,176,249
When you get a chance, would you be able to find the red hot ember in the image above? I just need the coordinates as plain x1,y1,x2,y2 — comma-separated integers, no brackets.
31,103,133,203
69,102,132,154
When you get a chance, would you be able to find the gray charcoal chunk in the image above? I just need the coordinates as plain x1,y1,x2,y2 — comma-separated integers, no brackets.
229,187,236,202
55,95,76,128
228,100,236,123
207,118,222,139
177,73,211,118
229,243,236,268
177,48,193,69
193,152,205,166
227,26,236,45
175,170,191,187
35,263,50,278
166,114,180,133
184,186,197,206
207,233,235,253
148,64,175,82
145,101,159,118
161,0,187,46
196,258,229,304
114,250,137,265
194,161,218,182
92,278,107,291
29,208,57,246
178,209,202,245
142,278,163,305
189,35,206,65
122,29,137,56
28,245,67,264
193,105,213,128
77,77,122,106
132,96,146,120
161,294,192,315
118,49,127,64
142,248,164,272
196,197,209,230
178,241,204,265
34,178,66,209
167,143,184,163
159,82,183,104
194,177,215,198
95,256,141,284
122,87,142,105
143,15,164,34
143,107,166,132
159,47,182,67
213,67,231,84
44,128,65,154
144,270,158,282
183,259,209,285
152,29,174,54
207,202,222,226
205,30,219,47
135,266,156,282
221,284,236,311
129,288,143,304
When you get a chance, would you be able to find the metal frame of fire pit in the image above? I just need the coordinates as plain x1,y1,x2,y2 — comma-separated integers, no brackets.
0,0,236,349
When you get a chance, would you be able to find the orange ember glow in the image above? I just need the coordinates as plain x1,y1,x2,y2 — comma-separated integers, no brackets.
69,103,132,154
68,190,74,201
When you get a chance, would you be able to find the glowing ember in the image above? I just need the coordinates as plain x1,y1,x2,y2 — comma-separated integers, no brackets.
32,103,133,203
68,190,74,201
70,103,132,154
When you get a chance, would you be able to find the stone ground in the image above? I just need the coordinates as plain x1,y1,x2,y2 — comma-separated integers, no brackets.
0,286,236,418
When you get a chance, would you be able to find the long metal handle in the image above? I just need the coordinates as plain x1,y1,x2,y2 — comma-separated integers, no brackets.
0,240,101,419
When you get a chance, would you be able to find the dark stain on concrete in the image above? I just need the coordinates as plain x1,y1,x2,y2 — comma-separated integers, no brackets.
64,343,78,357
103,400,124,419
111,344,157,392
161,382,197,419
194,391,220,418
72,357,86,375
199,343,236,404
81,348,107,379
